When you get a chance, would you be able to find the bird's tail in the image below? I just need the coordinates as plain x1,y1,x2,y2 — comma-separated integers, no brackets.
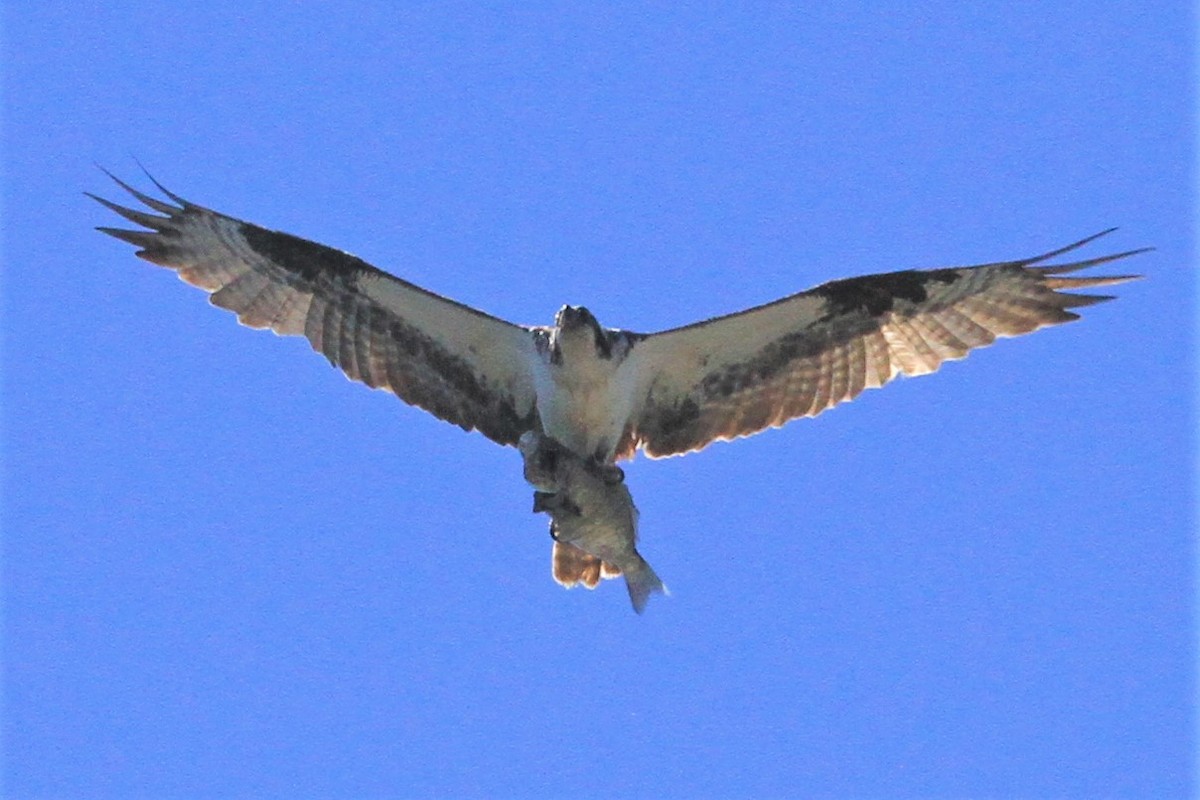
552,540,620,589
622,557,668,614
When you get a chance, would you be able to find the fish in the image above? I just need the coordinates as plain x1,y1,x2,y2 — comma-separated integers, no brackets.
518,431,667,613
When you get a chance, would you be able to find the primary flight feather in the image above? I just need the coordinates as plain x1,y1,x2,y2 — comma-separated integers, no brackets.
91,171,1145,610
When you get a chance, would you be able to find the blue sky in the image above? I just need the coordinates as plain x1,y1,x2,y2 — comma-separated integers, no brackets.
3,4,1193,798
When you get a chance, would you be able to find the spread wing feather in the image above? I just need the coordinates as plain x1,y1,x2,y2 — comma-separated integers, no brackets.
625,230,1145,458
91,173,541,446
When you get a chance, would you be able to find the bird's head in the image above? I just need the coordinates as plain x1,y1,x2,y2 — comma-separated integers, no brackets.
552,305,611,362
555,304,600,332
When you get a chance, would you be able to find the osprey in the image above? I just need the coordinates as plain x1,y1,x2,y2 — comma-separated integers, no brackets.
91,172,1145,610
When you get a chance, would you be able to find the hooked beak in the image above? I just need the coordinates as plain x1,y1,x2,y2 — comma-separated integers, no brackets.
556,305,601,332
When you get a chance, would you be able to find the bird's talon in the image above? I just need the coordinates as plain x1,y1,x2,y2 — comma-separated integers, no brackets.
533,491,556,513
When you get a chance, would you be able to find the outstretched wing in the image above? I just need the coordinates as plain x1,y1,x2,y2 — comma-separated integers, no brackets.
91,173,541,446
623,231,1146,458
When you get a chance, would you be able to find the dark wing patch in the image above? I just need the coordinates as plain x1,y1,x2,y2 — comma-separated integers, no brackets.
91,172,541,446
815,267,962,317
625,230,1146,458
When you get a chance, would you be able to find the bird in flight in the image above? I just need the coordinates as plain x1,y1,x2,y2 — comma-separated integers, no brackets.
91,171,1145,610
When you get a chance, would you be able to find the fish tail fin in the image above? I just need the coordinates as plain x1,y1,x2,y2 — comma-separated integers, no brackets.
623,558,668,614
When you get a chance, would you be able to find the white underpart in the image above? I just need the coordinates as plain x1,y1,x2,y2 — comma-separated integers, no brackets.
531,331,643,460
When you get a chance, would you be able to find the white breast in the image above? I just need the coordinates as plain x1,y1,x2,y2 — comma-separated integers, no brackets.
532,350,642,461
